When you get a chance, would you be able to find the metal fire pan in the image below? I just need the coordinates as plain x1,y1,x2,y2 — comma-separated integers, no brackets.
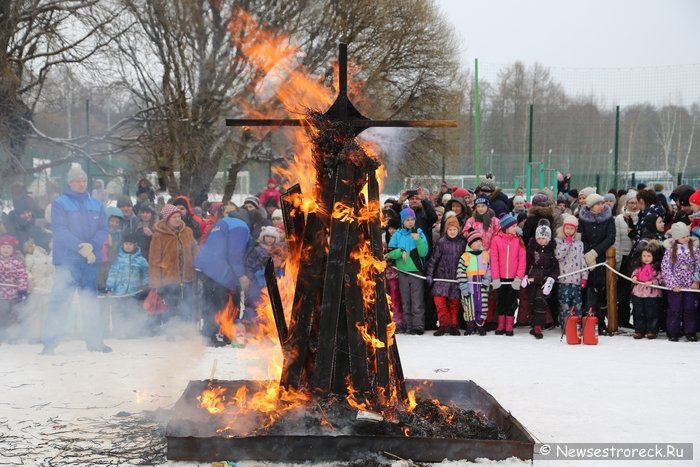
166,379,534,463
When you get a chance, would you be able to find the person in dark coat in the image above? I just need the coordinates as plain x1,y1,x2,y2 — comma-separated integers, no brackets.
522,220,559,339
441,196,469,234
4,197,52,253
628,189,665,244
522,193,563,247
578,193,616,335
489,189,510,218
425,216,467,336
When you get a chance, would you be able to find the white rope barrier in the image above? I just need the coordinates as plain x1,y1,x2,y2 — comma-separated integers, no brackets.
391,261,700,293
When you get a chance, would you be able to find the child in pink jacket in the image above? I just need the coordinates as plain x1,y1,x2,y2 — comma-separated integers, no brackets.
462,196,500,251
489,214,526,336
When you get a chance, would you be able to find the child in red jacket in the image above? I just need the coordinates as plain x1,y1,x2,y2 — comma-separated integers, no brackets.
489,214,526,336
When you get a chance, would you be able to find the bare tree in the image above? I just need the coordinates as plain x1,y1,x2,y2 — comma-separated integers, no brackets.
0,0,124,180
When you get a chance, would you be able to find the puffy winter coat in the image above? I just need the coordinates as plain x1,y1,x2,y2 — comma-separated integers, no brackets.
387,227,428,273
51,186,109,265
0,253,28,300
194,217,250,290
148,219,198,288
525,238,559,285
106,247,149,295
24,246,54,294
489,190,510,218
614,211,638,265
390,200,438,254
578,204,616,286
661,238,700,289
463,213,500,251
489,231,526,280
425,234,467,299
554,229,588,285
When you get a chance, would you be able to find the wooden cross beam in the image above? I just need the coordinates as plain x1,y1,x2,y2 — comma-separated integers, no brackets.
226,43,457,134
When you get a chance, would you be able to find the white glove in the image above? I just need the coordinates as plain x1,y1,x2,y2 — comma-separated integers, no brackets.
584,250,598,267
78,243,93,258
542,277,555,296
85,251,97,264
512,278,521,290
491,279,501,290
521,275,529,288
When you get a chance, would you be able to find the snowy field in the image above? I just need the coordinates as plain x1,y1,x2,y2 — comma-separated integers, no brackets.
1,327,698,467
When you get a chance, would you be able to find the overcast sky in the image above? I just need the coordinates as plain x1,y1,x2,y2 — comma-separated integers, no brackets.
436,0,700,105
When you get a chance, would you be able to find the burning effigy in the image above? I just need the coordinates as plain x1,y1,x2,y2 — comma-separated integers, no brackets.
166,36,534,463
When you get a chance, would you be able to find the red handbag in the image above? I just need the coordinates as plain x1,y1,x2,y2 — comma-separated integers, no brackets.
144,289,167,314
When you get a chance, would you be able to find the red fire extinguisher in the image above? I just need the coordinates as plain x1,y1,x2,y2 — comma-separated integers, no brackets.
582,308,598,345
565,307,581,345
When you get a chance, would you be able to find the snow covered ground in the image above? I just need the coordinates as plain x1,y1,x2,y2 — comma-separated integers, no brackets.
1,327,698,466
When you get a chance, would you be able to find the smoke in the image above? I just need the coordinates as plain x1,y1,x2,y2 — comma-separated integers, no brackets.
358,127,416,169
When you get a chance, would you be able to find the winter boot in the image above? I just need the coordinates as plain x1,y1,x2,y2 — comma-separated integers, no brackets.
504,316,515,336
494,315,506,335
448,325,461,336
464,321,475,336
529,325,543,339
433,326,447,336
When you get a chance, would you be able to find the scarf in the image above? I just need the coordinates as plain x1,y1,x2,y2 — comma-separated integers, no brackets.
473,210,492,230
637,264,655,282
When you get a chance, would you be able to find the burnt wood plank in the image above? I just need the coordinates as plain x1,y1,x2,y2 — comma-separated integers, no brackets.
312,164,355,392
264,257,288,346
280,212,325,390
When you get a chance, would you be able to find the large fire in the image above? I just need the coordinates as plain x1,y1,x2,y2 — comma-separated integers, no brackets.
200,8,428,433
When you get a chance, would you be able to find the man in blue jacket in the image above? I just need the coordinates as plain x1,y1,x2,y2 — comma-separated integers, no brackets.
194,210,251,346
41,165,111,355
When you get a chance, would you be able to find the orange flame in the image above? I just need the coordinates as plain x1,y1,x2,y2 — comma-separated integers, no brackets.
406,389,418,412
355,323,385,349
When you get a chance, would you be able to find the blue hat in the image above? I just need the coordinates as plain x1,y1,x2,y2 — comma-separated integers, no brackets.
474,196,490,206
499,213,517,231
105,206,124,219
400,207,416,222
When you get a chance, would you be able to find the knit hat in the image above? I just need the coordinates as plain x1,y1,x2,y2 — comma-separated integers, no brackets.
160,204,181,221
172,197,190,210
271,209,283,220
122,233,136,244
603,193,617,203
208,202,223,216
0,235,18,248
116,195,133,208
474,196,490,207
441,193,452,204
535,219,552,240
105,206,124,219
435,206,445,215
139,203,157,214
562,214,579,228
66,165,87,183
688,188,700,207
243,196,260,209
585,193,605,208
477,176,496,193
499,213,517,231
568,189,579,199
667,222,690,241
259,225,280,243
513,195,525,205
444,215,460,232
400,207,416,222
531,193,550,207
267,177,277,185
451,187,470,199
580,187,596,198
465,228,482,246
